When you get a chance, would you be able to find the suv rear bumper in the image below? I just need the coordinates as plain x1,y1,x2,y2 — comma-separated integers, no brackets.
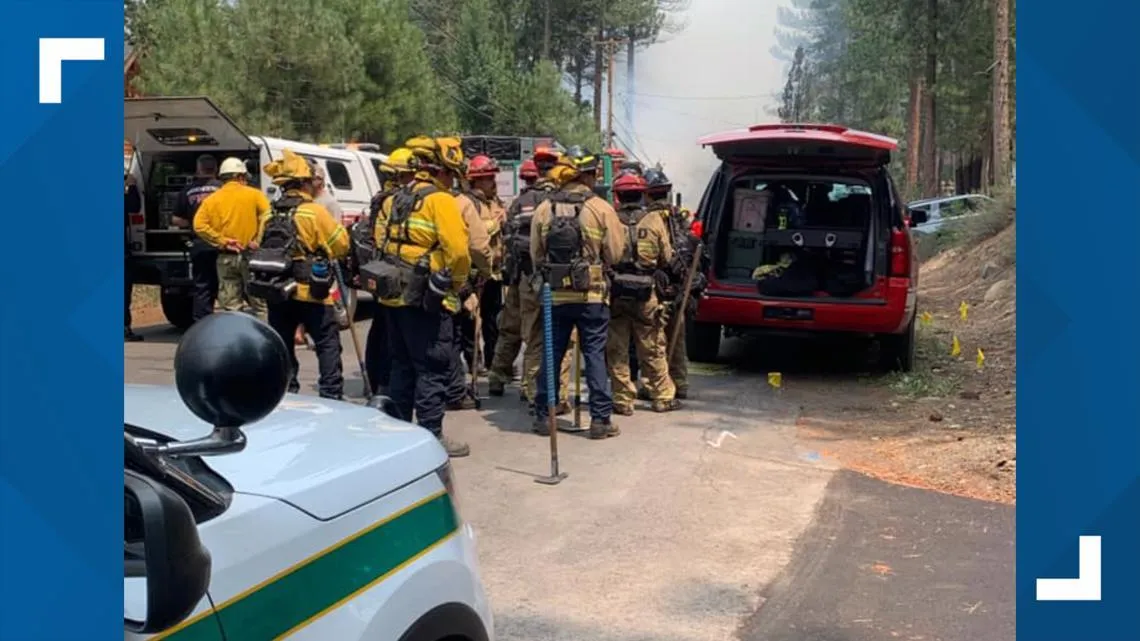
129,254,192,289
696,277,916,335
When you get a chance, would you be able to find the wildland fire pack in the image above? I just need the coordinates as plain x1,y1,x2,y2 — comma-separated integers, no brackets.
540,190,594,292
247,197,333,303
610,204,656,303
358,184,441,309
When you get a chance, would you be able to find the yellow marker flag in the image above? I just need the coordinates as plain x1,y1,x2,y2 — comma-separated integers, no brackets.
951,335,961,357
920,311,933,327
768,372,783,389
959,301,970,322
976,348,985,369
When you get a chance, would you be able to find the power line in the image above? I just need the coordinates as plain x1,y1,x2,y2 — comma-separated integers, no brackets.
612,112,653,166
627,91,772,101
616,95,653,160
624,95,754,129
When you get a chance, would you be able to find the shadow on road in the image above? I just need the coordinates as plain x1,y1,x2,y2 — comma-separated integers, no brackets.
738,470,1014,641
134,324,183,345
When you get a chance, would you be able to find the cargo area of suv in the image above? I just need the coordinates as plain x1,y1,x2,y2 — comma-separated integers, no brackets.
712,174,883,298
689,124,918,371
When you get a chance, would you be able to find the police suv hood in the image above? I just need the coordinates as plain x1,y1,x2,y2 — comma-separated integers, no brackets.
125,385,447,519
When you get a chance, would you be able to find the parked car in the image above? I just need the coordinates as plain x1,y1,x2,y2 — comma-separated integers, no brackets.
125,97,386,329
688,123,921,371
125,312,493,640
906,194,993,236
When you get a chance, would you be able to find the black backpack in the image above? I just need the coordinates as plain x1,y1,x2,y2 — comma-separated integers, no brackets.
349,187,396,274
247,196,302,303
503,187,552,284
611,205,656,302
541,190,593,292
615,205,651,272
358,183,441,303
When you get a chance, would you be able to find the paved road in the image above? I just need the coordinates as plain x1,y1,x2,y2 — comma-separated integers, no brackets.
740,471,1015,641
125,314,1013,641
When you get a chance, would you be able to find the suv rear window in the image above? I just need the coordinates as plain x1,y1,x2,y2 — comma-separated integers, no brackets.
725,177,874,230
715,174,877,281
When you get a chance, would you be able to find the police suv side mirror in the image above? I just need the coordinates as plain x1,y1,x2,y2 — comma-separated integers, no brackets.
142,313,290,459
124,470,211,634
908,207,929,225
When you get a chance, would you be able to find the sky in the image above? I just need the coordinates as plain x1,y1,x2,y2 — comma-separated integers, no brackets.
609,0,785,206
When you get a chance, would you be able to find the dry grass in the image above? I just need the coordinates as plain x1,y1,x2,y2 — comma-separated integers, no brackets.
797,190,1018,503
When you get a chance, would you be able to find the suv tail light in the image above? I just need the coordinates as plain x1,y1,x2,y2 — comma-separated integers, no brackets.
436,462,462,522
690,219,703,238
889,229,911,277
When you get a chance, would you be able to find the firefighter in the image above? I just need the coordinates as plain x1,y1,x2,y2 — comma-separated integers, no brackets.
486,157,542,398
465,155,507,370
446,155,497,411
489,151,572,415
173,155,222,323
193,157,272,317
295,160,351,345
258,149,351,399
606,173,682,415
362,148,416,396
643,168,703,400
370,136,472,457
530,149,625,439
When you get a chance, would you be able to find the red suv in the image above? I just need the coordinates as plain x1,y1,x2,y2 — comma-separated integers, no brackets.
687,124,920,371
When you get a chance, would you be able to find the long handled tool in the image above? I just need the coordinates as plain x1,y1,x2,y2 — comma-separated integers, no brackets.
572,332,583,430
468,285,484,410
332,261,372,400
668,244,704,362
535,282,567,485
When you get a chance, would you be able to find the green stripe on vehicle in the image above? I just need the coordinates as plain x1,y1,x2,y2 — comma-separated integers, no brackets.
157,491,459,641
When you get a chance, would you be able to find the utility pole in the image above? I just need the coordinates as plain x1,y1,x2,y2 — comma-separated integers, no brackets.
606,40,616,149
596,37,624,150
625,35,635,135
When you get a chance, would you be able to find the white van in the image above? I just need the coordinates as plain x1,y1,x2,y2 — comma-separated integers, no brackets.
125,97,383,329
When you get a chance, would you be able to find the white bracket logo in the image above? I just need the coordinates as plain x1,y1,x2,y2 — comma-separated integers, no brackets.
1036,535,1102,601
39,38,105,104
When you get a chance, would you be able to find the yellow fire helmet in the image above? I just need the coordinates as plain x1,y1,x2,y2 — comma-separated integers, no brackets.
263,149,313,186
551,150,598,185
387,147,416,173
404,136,465,174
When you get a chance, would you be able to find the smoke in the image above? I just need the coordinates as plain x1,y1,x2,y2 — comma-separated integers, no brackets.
613,0,784,206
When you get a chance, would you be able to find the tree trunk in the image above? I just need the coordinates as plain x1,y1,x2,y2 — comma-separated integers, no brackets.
574,52,584,105
542,0,551,61
991,0,1012,189
593,23,605,132
920,0,939,198
906,74,923,198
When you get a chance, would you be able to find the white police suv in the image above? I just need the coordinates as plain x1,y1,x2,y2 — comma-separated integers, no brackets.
124,312,493,641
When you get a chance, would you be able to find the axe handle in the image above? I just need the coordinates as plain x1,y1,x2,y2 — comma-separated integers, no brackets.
668,245,702,361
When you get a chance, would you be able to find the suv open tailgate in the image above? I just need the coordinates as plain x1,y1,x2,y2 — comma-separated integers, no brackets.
698,123,897,168
126,96,257,154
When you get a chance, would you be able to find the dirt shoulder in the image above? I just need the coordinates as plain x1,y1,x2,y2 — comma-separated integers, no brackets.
130,285,168,328
795,207,1017,505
